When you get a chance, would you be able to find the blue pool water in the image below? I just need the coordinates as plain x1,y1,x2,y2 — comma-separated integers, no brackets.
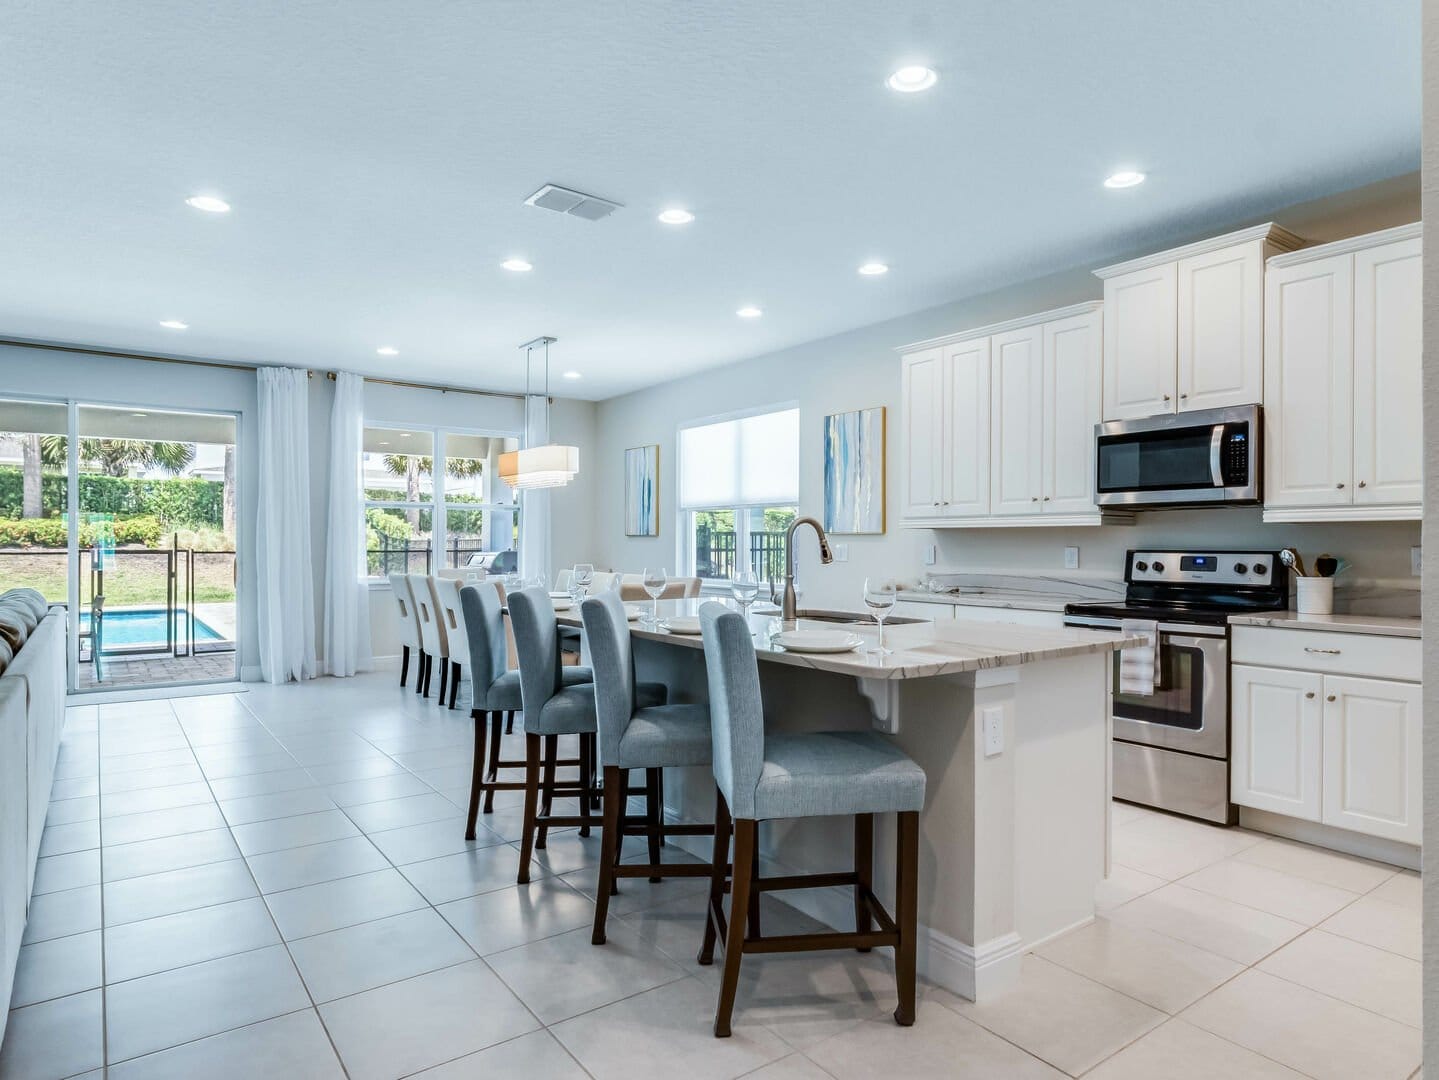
80,608,225,647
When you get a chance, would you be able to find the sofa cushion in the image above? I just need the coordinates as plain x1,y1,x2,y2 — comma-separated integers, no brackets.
0,609,27,653
0,589,47,622
0,636,11,676
0,599,38,633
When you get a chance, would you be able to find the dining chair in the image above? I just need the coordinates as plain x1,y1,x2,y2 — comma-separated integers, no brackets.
696,603,926,1038
432,577,472,709
406,573,444,698
581,591,717,944
387,573,422,688
617,575,702,601
508,587,669,884
423,576,456,704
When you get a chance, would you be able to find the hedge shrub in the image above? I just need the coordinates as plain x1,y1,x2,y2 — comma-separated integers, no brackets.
0,468,223,528
0,515,162,548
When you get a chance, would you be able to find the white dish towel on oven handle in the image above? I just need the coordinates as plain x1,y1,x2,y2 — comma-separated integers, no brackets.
1118,620,1160,696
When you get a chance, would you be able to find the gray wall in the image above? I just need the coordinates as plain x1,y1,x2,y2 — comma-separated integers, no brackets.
588,176,1423,611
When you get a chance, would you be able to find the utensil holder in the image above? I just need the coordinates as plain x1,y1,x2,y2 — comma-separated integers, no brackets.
1295,577,1334,616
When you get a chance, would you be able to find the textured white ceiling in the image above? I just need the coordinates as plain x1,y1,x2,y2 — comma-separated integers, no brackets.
0,1,1419,400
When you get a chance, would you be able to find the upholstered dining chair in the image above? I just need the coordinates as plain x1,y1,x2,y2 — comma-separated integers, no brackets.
457,582,593,838
406,573,443,698
696,603,926,1038
387,573,422,688
423,576,457,704
581,590,717,945
617,575,702,601
432,576,472,709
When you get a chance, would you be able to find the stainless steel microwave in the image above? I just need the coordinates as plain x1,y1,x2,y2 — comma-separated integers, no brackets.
1094,404,1261,508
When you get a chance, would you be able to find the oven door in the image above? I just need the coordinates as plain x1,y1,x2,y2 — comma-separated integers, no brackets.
1110,633,1228,759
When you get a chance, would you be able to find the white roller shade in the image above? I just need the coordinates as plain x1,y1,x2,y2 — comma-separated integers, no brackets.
678,408,798,510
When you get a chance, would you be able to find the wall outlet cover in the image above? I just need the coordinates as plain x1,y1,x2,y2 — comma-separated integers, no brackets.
981,705,1004,757
922,544,938,566
832,543,849,563
1064,546,1080,570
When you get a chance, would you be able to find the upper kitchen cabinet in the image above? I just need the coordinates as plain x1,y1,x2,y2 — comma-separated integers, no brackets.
1263,224,1422,522
1095,223,1303,421
898,302,1122,528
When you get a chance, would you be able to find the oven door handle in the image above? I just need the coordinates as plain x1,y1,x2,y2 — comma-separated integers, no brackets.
1064,616,1226,638
1209,425,1225,487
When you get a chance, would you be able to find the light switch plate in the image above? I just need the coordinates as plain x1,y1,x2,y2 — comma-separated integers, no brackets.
922,544,937,566
981,705,1004,757
1064,546,1080,570
1413,546,1422,576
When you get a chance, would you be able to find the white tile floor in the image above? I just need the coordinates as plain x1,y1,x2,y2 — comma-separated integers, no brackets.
0,671,1422,1079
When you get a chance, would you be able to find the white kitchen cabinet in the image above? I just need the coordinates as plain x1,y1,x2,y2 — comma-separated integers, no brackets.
1321,675,1421,845
900,347,945,520
1231,664,1323,822
1263,224,1422,522
989,325,1043,516
1043,309,1103,514
1096,223,1301,422
944,337,992,518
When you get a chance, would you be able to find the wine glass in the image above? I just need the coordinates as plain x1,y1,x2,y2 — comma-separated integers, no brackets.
573,563,595,599
863,577,898,656
642,567,667,625
730,569,759,621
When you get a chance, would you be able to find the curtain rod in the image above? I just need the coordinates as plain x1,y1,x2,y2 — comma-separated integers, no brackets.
326,371,528,402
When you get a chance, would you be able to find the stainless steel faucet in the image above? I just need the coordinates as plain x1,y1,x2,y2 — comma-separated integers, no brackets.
782,516,833,621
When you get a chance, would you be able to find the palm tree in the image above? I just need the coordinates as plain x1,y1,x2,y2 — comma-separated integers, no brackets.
382,454,484,528
39,436,196,477
21,435,42,518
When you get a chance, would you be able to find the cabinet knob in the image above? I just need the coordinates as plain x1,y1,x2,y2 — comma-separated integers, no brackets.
1337,482,1345,489
1031,496,1039,503
1305,691,1315,699
1327,694,1337,703
1163,394,1171,402
1043,496,1050,501
1358,480,1367,488
1180,393,1188,400
932,502,940,508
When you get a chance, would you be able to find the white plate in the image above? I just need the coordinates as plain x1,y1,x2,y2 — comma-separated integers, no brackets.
658,616,702,635
624,604,645,621
548,591,572,600
772,629,864,654
552,598,573,612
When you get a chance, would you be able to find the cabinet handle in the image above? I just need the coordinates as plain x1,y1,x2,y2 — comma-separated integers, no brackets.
1327,694,1337,703
1358,481,1367,488
1180,393,1188,400
1304,647,1341,655
933,502,940,507
1337,482,1345,489
1305,691,1315,699
1163,394,1171,402
1043,496,1050,501
1031,497,1039,503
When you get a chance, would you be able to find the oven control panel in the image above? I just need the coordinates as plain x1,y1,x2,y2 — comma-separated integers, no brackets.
1127,550,1279,587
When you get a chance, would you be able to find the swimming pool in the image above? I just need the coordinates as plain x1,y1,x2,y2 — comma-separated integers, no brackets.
80,608,226,648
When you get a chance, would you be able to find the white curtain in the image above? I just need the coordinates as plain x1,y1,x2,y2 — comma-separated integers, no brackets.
322,372,372,676
518,392,551,582
256,367,317,683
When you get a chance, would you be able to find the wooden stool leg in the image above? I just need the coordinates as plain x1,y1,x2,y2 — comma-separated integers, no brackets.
537,735,558,849
578,735,593,838
645,768,663,882
592,765,623,945
505,710,514,734
715,818,756,1038
400,644,410,687
697,787,731,966
746,833,762,939
483,712,502,813
516,734,541,884
893,810,919,1026
854,812,874,951
656,771,667,847
465,710,488,841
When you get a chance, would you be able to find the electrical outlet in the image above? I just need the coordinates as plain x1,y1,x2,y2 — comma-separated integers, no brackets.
1413,546,1422,577
1064,546,1080,570
832,543,849,563
923,544,938,566
981,706,1004,757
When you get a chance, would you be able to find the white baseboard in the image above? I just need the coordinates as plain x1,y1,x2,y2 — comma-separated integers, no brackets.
660,805,1022,1001
71,681,247,705
1239,807,1419,871
240,665,262,682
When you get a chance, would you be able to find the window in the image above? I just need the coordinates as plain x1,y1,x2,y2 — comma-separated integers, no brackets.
362,425,520,579
677,408,799,587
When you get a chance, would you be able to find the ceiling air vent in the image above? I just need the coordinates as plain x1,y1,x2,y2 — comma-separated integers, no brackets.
524,184,623,221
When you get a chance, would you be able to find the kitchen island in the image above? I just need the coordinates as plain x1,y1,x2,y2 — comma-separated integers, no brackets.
556,598,1139,1001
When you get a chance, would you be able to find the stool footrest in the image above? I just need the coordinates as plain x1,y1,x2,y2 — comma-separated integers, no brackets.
614,862,718,879
754,871,858,893
744,929,899,955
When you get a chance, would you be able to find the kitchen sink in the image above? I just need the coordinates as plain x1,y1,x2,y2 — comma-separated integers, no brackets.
794,609,927,627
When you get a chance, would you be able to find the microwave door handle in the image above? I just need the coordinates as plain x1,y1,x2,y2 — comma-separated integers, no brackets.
1209,426,1224,486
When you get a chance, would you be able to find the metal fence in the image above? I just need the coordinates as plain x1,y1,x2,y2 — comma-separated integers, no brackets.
366,538,509,577
694,530,787,584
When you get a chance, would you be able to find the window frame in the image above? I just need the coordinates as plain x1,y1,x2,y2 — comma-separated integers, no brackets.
362,420,522,583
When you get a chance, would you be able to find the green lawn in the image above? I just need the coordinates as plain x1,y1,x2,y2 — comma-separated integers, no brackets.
0,548,236,605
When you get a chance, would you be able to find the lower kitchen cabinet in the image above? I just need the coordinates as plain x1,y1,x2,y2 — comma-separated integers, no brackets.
1231,651,1421,846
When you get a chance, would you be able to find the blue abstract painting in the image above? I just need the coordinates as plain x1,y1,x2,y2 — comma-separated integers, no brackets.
823,406,885,534
625,444,659,536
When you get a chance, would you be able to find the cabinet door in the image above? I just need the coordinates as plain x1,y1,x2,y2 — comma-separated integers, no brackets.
1042,309,1102,514
900,349,945,519
1263,254,1354,509
1321,675,1421,844
989,325,1043,515
1102,262,1178,420
943,338,991,516
1177,241,1264,412
1230,664,1323,821
1353,238,1422,508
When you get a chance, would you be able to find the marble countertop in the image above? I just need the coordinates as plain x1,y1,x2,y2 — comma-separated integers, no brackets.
556,598,1140,681
1229,611,1422,638
900,571,1125,613
898,589,1072,612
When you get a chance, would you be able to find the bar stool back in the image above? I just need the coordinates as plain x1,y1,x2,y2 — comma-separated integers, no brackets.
697,602,925,1038
458,583,524,836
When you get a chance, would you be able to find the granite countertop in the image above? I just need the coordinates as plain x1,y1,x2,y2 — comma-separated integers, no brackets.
556,598,1140,681
899,571,1126,613
1229,611,1422,639
898,589,1073,613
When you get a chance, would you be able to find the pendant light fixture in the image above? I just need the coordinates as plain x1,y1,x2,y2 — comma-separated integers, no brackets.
499,335,580,490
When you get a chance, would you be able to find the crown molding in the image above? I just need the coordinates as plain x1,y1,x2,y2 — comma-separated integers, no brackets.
1266,222,1421,268
896,301,1103,354
1093,222,1305,280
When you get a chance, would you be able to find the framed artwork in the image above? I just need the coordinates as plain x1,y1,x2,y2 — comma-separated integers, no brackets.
625,444,660,536
823,406,885,534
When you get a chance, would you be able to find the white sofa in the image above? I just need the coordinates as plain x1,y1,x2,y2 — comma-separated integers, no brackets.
0,596,65,1041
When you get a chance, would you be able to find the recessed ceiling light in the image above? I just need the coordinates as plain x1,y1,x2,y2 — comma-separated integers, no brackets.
501,258,533,272
737,306,763,319
858,262,889,276
1103,170,1146,189
378,440,390,446
562,371,582,380
185,195,231,213
376,346,399,356
657,208,695,225
886,66,937,93
399,432,411,438
159,319,188,330
132,412,148,418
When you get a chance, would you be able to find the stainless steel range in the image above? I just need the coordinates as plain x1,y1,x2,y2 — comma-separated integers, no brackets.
1063,550,1289,824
